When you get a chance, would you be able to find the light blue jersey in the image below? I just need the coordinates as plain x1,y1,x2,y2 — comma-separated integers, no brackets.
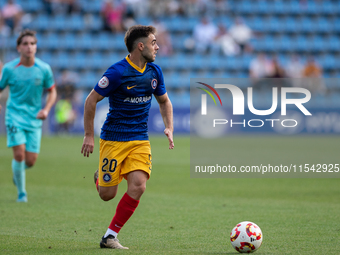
0,57,55,130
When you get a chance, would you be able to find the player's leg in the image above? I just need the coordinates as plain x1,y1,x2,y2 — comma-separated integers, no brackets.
25,151,38,168
126,170,148,200
24,128,42,169
98,185,118,201
99,141,151,249
100,171,147,249
97,140,130,249
97,139,123,201
7,125,27,202
12,144,27,202
95,169,147,201
94,170,119,201
101,141,151,248
107,170,147,232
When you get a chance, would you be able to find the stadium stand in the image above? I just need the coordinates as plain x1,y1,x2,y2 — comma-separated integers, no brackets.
0,0,340,108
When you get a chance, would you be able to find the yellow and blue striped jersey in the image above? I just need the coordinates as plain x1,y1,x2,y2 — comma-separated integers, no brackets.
94,56,166,141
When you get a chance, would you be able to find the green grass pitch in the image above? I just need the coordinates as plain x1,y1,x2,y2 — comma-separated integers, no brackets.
0,135,339,254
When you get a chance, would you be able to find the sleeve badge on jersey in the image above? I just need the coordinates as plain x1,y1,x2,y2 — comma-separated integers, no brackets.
103,173,112,183
98,76,109,88
151,79,158,89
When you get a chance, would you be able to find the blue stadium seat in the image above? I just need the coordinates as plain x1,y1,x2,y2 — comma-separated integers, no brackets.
166,17,195,33
236,0,253,15
163,71,177,88
37,52,52,64
176,72,191,88
58,33,77,51
72,52,88,70
78,71,99,88
319,54,336,70
51,15,68,31
86,15,103,31
193,54,210,70
111,34,126,51
272,0,287,15
206,55,222,71
288,1,303,15
20,0,43,13
105,53,121,67
261,36,276,53
44,33,60,51
76,33,93,50
256,1,272,15
304,1,318,15
321,1,336,15
30,14,49,31
333,18,340,33
276,35,293,52
264,17,281,33
310,36,325,53
172,34,189,51
250,38,261,52
247,16,263,31
68,15,84,32
85,52,105,70
240,55,252,70
299,17,314,34
52,52,69,69
95,33,112,51
316,17,332,33
167,54,187,70
294,36,309,52
81,1,102,13
216,16,232,27
327,36,340,52
281,17,298,34
136,17,152,26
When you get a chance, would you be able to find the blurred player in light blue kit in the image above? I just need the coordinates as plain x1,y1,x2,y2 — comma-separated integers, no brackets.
0,30,57,202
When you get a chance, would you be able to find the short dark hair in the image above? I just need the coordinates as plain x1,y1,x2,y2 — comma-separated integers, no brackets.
17,29,37,46
124,25,156,53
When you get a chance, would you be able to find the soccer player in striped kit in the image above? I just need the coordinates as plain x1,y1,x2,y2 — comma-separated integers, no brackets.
81,25,174,249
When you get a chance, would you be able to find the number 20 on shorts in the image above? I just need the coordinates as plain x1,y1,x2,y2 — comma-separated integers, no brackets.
102,158,117,173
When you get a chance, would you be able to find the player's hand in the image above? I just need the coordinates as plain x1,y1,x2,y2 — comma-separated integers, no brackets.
36,109,49,120
81,135,94,157
164,128,174,149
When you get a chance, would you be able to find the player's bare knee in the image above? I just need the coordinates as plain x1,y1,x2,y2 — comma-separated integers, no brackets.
14,154,25,162
25,161,35,168
99,191,115,201
138,183,146,195
99,188,117,201
99,193,114,201
130,183,146,197
25,153,38,168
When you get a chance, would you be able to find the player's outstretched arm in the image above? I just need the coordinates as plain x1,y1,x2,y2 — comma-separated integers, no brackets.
37,86,57,120
155,93,174,149
81,89,104,157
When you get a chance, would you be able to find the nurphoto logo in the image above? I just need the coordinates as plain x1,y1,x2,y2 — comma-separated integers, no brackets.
198,82,312,129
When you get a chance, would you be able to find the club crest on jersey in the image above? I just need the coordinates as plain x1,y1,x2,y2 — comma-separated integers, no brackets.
151,79,158,89
103,173,112,183
98,76,109,88
35,78,41,86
